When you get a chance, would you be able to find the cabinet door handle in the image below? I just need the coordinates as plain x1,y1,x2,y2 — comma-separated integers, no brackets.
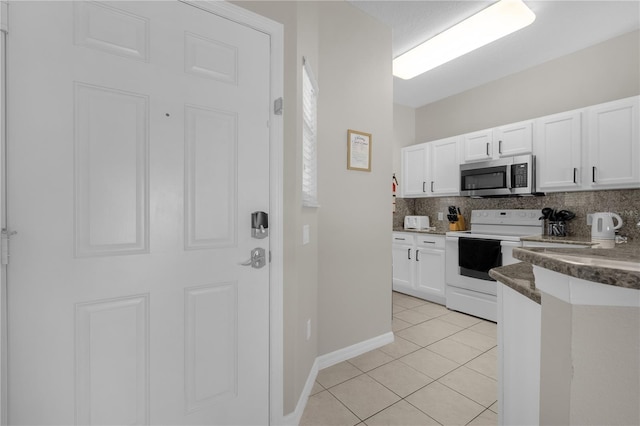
430,181,434,192
422,182,426,193
592,166,597,183
421,241,436,244
407,248,411,260
394,237,406,241
486,143,490,156
498,140,503,154
416,250,420,261
573,167,577,184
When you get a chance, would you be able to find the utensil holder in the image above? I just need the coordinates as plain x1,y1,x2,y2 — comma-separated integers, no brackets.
547,221,567,237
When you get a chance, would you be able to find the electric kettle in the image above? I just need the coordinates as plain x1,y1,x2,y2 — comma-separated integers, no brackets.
588,212,623,240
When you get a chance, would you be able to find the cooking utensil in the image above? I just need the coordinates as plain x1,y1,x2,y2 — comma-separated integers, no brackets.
556,210,576,221
539,207,553,220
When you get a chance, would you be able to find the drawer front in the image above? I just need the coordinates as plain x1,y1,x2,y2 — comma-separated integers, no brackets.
392,233,414,244
416,235,445,249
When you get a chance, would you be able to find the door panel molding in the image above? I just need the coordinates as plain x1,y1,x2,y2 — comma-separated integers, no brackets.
74,82,150,257
185,282,238,412
75,294,150,425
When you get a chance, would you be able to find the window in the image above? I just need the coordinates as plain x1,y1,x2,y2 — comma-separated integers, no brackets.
302,57,318,207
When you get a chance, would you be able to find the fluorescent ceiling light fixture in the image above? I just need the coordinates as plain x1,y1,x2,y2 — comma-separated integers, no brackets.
393,0,536,80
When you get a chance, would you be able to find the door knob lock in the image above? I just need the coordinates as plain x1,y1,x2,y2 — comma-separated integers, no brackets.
239,247,266,269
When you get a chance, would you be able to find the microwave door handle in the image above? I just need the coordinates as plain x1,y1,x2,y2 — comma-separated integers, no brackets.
505,164,512,189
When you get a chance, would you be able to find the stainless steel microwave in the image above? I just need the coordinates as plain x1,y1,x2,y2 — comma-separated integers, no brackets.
460,155,537,197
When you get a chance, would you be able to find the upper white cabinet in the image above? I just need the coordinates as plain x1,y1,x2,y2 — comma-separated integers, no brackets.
587,96,639,190
401,137,460,198
535,96,639,193
535,110,583,192
463,121,533,163
429,136,460,196
495,121,534,157
401,96,638,197
401,143,428,197
463,129,493,162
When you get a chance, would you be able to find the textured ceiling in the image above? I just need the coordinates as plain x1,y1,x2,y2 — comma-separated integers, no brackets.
347,1,640,108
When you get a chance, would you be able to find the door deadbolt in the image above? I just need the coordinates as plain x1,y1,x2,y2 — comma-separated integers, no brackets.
251,211,269,239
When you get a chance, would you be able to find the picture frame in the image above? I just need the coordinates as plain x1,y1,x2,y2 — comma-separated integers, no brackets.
347,129,372,172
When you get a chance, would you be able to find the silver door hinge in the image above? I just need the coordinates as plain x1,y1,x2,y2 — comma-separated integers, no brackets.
1,228,16,265
274,97,283,115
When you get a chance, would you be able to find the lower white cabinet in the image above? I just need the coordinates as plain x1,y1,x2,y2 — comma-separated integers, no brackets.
497,284,541,426
392,232,446,304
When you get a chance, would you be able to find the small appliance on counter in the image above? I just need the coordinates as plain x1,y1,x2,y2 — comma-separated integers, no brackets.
588,212,623,247
404,215,429,230
447,206,466,231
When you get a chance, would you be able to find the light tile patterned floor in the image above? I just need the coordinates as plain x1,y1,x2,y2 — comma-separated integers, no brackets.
300,292,498,426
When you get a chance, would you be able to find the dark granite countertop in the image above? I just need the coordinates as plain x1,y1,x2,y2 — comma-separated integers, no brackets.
392,228,447,236
513,243,640,290
489,263,541,304
491,242,639,303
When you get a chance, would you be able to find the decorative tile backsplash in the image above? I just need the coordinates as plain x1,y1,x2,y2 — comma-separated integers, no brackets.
394,189,640,241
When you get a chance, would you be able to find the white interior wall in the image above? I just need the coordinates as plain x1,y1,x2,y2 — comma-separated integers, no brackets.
316,1,393,356
234,0,393,416
393,104,416,178
413,30,640,142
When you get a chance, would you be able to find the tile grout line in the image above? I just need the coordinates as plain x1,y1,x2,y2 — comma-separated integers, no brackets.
306,294,498,425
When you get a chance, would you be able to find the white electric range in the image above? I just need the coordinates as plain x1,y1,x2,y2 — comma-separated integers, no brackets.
445,209,542,322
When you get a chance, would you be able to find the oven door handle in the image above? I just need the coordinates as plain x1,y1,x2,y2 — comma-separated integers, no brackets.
505,164,512,189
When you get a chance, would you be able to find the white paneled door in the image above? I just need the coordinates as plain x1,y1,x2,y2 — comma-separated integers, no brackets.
6,1,270,424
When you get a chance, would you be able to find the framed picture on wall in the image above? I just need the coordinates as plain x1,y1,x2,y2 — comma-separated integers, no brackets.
347,129,372,172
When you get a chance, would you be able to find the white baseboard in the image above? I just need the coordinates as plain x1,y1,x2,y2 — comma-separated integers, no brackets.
281,331,395,425
281,358,319,426
316,331,395,370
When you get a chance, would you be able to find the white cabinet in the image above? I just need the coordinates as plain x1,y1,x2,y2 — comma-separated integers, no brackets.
415,235,446,303
534,96,640,193
587,96,640,190
535,110,583,192
392,233,446,304
497,284,541,426
401,96,638,196
400,137,460,198
429,136,460,196
391,233,413,289
401,144,428,197
463,121,533,163
495,120,534,157
463,129,493,162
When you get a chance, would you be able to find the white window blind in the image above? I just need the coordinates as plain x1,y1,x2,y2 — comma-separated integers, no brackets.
302,57,319,207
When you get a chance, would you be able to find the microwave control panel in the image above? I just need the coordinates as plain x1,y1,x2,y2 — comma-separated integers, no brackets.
512,163,528,188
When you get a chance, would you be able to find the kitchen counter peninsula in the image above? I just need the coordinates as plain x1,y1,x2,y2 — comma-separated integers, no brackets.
489,263,540,304
495,241,640,426
513,243,640,289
